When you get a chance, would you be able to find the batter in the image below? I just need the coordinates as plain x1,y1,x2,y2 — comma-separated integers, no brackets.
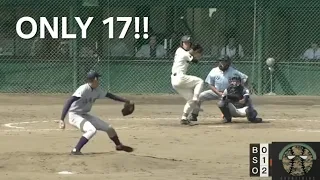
171,35,204,125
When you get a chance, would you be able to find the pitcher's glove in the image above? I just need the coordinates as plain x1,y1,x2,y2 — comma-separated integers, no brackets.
122,101,135,116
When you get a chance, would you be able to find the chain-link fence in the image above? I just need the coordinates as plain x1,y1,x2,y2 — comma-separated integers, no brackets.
0,0,319,95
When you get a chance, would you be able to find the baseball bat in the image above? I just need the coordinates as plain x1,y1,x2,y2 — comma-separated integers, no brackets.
91,41,101,71
180,16,195,39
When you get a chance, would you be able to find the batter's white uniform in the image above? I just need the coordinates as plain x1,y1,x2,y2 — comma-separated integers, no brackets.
171,47,204,119
192,66,248,115
69,83,114,140
221,87,250,117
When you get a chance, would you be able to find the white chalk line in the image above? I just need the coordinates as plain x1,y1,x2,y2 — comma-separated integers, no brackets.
110,117,320,122
1,127,130,132
1,120,130,132
2,117,276,130
289,128,320,133
208,125,230,128
3,120,49,129
1,117,319,133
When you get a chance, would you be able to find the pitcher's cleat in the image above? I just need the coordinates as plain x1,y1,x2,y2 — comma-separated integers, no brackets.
221,117,232,123
252,118,263,123
70,149,83,155
116,144,134,152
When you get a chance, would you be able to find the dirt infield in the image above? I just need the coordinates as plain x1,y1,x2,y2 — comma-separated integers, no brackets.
0,94,319,180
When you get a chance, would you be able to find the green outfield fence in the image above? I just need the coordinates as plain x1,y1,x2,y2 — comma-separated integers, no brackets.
0,0,319,95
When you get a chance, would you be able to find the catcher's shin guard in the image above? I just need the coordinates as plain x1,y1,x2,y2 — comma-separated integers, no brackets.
217,100,232,122
245,108,261,123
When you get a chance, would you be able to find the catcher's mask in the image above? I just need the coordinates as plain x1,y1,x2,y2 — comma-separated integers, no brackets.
230,76,241,87
218,56,231,71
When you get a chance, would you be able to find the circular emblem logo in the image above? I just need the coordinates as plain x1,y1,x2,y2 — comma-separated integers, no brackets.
279,143,316,176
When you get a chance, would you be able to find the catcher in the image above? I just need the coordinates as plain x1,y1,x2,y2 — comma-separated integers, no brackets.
218,76,262,123
58,70,135,155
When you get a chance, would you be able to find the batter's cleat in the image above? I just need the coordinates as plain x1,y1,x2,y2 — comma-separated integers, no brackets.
189,120,199,125
180,119,189,125
116,144,134,152
70,149,83,155
181,119,198,126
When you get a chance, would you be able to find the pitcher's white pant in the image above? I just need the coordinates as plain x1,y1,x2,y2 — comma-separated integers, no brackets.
171,73,204,119
68,112,116,140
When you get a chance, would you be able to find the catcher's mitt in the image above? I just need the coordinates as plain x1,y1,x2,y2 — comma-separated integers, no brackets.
226,85,244,102
122,101,135,116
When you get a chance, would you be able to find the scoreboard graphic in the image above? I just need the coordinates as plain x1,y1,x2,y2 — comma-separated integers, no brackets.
249,142,320,180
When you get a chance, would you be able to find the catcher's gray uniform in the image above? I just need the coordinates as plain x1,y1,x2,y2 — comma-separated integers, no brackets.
217,77,262,123
220,86,250,117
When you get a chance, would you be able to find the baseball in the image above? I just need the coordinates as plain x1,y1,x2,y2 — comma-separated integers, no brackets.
266,58,275,66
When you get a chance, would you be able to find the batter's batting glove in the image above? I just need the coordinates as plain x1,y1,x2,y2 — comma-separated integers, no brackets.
191,59,199,64
122,101,135,116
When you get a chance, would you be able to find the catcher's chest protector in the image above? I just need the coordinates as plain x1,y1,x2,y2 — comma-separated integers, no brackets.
227,85,244,99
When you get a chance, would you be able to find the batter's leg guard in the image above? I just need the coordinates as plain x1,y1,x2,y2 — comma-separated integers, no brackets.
189,113,198,122
217,100,232,123
190,100,202,120
245,108,262,123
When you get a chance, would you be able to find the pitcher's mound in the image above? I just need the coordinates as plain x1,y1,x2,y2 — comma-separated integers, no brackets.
0,151,183,174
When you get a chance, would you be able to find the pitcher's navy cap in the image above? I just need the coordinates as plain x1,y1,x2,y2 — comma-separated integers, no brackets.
87,70,101,79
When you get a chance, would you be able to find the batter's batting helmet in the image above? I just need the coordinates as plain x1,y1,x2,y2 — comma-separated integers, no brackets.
181,35,192,43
